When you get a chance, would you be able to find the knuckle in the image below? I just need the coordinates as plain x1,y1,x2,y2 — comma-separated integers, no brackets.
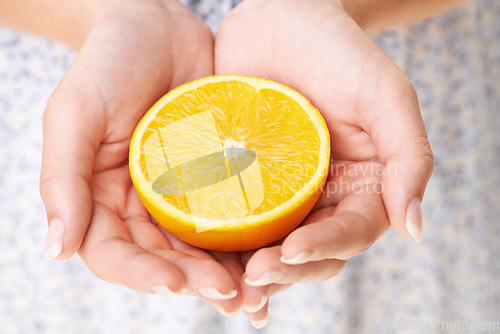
422,145,435,176
356,235,375,256
315,259,347,282
39,166,58,200
333,259,347,277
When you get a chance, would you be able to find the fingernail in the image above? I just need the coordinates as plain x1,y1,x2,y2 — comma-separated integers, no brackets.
280,251,316,265
251,313,270,329
406,198,423,244
244,272,283,286
152,285,186,297
198,287,238,300
243,295,268,313
214,305,241,318
44,218,65,264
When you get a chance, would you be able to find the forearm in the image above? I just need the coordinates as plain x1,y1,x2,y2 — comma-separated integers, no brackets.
0,0,103,49
341,0,470,32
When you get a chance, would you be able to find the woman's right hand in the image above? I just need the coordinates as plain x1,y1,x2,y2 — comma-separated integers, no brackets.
40,0,245,314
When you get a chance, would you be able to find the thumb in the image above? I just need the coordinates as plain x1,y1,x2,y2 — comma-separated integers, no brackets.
362,72,434,243
40,64,106,263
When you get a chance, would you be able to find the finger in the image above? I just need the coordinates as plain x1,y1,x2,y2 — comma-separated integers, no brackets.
358,68,434,242
119,194,240,302
240,277,290,329
244,246,346,287
281,183,390,264
152,249,239,301
243,295,269,329
159,228,216,260
240,276,291,312
239,250,270,316
239,249,283,316
131,225,239,299
240,273,269,314
78,202,186,294
120,190,175,252
208,251,246,317
313,160,384,210
40,63,107,263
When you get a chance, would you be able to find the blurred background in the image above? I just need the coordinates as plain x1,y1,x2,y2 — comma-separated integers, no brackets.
0,0,499,333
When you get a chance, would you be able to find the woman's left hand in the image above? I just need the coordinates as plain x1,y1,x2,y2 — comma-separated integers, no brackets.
215,0,433,324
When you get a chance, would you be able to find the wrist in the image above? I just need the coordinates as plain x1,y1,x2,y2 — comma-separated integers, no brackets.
0,0,109,50
339,0,470,32
53,0,106,50
338,0,372,31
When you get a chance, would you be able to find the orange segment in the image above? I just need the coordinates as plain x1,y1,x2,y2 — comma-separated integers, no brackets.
130,75,330,251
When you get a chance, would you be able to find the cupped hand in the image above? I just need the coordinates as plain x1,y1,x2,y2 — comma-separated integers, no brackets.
40,0,244,313
215,0,434,321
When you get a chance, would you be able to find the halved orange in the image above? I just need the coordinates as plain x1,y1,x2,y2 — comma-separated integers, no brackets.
129,75,330,252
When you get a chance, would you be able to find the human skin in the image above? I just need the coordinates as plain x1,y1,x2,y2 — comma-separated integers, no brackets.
2,0,251,319
214,0,469,322
0,0,467,327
